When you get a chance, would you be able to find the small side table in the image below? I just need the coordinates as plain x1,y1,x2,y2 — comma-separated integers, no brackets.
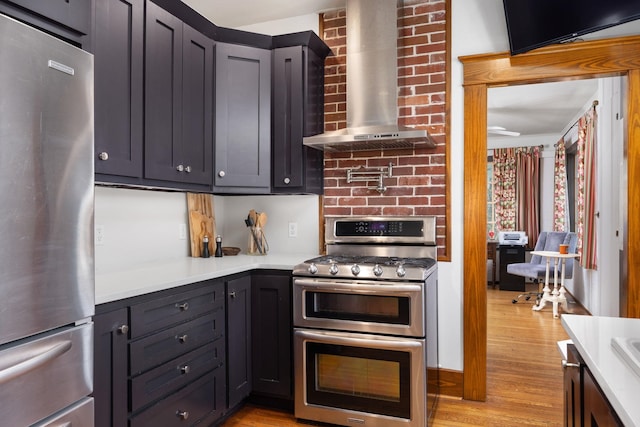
530,250,580,318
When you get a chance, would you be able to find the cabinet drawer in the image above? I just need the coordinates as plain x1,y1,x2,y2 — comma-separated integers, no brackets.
130,311,224,375
130,283,224,339
130,370,224,427
131,338,225,412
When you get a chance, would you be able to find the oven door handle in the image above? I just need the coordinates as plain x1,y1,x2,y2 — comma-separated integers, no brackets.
293,278,422,295
295,328,423,351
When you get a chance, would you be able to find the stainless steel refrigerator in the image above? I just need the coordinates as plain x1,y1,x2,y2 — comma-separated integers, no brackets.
0,13,95,426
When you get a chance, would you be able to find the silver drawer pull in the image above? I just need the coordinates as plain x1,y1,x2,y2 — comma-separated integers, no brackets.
177,334,188,343
180,365,190,374
185,165,192,173
176,302,189,311
228,291,236,299
0,340,72,384
176,410,189,420
562,360,580,369
117,324,129,335
176,164,184,172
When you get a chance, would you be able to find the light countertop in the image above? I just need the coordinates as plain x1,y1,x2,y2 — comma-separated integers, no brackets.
95,253,317,305
562,314,640,427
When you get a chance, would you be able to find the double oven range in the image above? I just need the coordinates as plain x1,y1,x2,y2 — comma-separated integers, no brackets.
293,216,439,427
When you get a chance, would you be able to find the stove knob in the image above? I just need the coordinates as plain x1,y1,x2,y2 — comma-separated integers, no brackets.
308,263,318,274
373,264,383,277
396,265,406,278
351,264,361,276
329,263,339,275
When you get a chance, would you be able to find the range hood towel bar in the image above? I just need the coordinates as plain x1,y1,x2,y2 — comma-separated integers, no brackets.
346,162,393,193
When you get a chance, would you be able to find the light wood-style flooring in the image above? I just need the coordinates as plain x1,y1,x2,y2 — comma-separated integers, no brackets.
222,286,589,426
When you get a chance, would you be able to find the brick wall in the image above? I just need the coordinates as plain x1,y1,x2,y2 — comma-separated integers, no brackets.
321,0,447,254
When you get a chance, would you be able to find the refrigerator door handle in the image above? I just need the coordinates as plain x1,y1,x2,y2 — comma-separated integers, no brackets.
0,340,72,384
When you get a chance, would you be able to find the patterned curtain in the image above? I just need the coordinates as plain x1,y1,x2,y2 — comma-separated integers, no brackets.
493,146,540,248
492,148,516,231
553,139,570,231
576,105,598,270
515,146,540,249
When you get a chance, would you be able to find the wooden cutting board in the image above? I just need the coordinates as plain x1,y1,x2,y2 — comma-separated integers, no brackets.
187,193,216,257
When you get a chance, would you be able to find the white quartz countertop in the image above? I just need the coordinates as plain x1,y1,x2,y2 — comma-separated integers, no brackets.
95,253,317,305
561,314,640,427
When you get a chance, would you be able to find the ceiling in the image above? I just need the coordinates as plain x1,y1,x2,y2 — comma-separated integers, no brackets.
180,0,627,150
181,0,345,28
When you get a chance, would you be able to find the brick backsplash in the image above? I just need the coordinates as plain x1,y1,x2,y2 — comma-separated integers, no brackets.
321,0,447,254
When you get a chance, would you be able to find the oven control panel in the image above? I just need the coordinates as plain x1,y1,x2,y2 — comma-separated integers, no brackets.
336,220,423,237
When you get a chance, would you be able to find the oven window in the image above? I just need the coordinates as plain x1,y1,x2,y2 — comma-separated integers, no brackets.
306,342,411,419
306,292,410,324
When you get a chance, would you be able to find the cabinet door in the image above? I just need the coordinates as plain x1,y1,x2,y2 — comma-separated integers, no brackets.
181,24,214,185
251,272,293,399
215,43,271,192
563,344,583,427
94,308,129,427
144,1,183,182
226,275,252,409
94,0,144,178
272,46,304,189
584,368,623,427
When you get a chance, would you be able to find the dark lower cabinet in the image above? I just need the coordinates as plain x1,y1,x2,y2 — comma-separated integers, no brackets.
94,308,129,427
251,271,292,399
563,344,623,427
226,275,252,410
499,245,525,291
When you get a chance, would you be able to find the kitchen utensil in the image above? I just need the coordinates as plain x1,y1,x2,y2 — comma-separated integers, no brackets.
187,193,215,257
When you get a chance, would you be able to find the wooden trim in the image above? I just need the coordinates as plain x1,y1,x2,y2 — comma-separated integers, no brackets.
433,368,463,399
460,35,640,402
462,84,488,401
441,0,452,261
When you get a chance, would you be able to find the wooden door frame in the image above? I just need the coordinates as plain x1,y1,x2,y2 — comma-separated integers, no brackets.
459,36,640,401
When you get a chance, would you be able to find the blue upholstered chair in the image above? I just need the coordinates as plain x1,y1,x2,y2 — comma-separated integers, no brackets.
508,231,578,304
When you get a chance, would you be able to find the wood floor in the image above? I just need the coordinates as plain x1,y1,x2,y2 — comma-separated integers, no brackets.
222,286,589,427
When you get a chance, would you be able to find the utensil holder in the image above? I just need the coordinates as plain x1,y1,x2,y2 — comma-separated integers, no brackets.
247,226,267,255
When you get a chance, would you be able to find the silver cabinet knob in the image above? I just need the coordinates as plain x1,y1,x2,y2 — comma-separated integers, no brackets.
176,410,189,420
98,152,109,161
180,365,190,374
175,302,189,311
176,164,184,172
117,324,129,335
218,170,226,177
177,334,188,343
283,177,291,184
229,291,236,299
185,165,192,173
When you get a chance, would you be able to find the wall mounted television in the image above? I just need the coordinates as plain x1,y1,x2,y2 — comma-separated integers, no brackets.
503,0,640,55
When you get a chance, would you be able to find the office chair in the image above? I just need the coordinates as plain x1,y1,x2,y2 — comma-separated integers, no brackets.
508,231,577,304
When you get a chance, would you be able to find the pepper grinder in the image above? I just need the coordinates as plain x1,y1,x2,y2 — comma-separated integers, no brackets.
202,235,210,258
215,235,223,257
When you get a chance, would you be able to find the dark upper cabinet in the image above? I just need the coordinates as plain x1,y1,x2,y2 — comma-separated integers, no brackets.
94,308,129,427
94,0,144,179
251,271,292,399
145,0,213,187
0,0,91,48
214,42,271,193
226,274,252,410
271,38,328,194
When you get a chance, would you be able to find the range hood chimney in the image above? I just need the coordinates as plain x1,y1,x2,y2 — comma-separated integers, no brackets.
303,0,434,152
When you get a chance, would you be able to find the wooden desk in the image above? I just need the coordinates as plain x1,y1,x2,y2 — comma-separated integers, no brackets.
487,241,497,287
531,250,580,318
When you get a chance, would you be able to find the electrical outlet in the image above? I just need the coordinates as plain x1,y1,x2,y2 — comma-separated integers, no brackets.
288,222,298,238
179,223,187,240
95,225,105,246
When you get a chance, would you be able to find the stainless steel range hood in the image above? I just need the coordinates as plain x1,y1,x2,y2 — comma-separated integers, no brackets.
303,0,434,152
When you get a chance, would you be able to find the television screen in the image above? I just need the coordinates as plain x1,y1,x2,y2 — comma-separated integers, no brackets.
503,0,640,55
